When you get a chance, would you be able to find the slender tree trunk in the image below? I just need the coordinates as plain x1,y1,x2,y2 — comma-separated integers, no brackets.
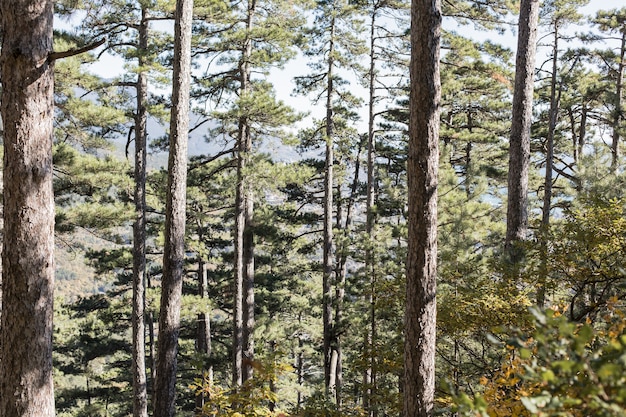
0,2,56,417
132,7,150,417
241,0,257,381
365,8,378,414
404,0,441,415
234,0,257,386
148,274,157,398
611,33,625,170
505,0,540,261
333,145,362,408
323,14,337,400
196,259,213,413
153,0,193,415
538,25,560,308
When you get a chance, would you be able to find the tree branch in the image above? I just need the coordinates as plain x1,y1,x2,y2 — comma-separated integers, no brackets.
48,38,106,62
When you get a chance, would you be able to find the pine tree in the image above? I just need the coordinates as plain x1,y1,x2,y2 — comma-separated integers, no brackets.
536,0,589,307
588,8,626,171
294,0,367,402
0,1,56,416
505,0,540,263
193,0,304,386
404,0,441,415
153,0,193,415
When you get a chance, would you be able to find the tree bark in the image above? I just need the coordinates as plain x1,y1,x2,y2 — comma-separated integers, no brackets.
132,6,150,417
611,32,625,170
538,24,560,308
404,0,441,415
0,1,56,416
153,0,193,415
233,0,257,386
195,260,212,412
505,0,540,259
365,7,378,414
323,14,337,399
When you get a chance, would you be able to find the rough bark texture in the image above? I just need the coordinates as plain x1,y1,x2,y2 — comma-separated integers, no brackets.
132,7,149,417
241,0,256,378
404,0,440,415
233,0,256,385
505,0,540,256
0,1,56,416
153,0,193,415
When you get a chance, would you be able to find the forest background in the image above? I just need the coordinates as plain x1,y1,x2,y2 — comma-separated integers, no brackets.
7,0,626,415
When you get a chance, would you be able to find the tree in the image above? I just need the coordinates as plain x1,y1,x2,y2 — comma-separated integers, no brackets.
536,0,588,307
589,8,626,171
153,0,193,415
294,0,366,402
404,0,441,415
132,6,151,417
0,1,56,416
505,0,540,262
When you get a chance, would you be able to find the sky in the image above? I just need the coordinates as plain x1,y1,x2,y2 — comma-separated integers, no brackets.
56,0,626,161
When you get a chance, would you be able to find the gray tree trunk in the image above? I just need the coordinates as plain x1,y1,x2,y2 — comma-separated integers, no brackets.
404,0,441,415
538,24,561,308
505,0,540,258
0,1,56,416
323,15,337,399
153,0,193,415
242,0,256,381
233,0,256,386
611,33,625,170
132,7,150,417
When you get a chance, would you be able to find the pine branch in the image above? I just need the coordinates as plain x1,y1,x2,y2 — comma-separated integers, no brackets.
48,38,106,62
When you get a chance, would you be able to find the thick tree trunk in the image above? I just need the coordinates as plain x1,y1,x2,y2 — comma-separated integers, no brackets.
404,0,440,415
132,7,150,417
0,1,56,416
505,0,540,259
153,0,193,415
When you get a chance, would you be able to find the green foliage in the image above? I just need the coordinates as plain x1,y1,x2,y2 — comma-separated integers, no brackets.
453,307,626,417
193,356,293,417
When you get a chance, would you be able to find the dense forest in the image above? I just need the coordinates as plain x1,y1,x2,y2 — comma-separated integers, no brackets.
2,0,626,416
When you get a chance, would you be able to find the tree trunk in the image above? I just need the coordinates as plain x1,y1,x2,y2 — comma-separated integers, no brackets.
365,8,378,414
505,0,540,260
404,0,441,415
323,14,337,399
132,7,150,417
234,0,257,386
611,32,625,170
153,0,193,415
196,259,212,413
538,24,560,308
0,1,56,416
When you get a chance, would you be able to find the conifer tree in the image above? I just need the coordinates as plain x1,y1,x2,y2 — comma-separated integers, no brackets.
588,8,626,171
0,1,56,416
404,0,440,415
505,0,540,262
294,0,366,402
153,0,193,415
536,0,588,307
193,0,303,386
